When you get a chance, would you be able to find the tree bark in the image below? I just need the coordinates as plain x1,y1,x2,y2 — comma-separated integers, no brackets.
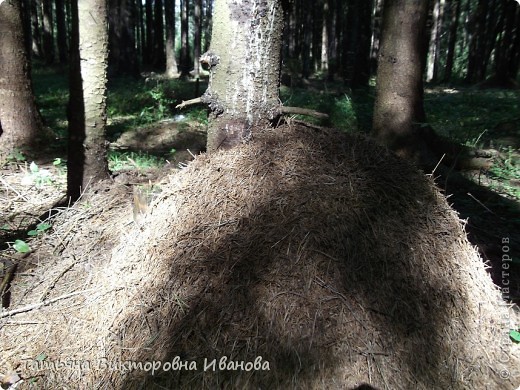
202,0,212,52
55,0,68,63
180,0,190,77
369,0,384,75
41,0,55,64
466,0,497,83
153,0,165,69
144,0,154,65
0,0,42,161
30,0,43,58
193,0,202,77
493,0,518,85
202,0,284,152
109,0,139,76
67,0,110,200
426,0,445,83
164,0,178,77
346,0,373,87
320,1,329,72
137,0,145,60
21,0,33,57
443,0,461,82
372,0,432,164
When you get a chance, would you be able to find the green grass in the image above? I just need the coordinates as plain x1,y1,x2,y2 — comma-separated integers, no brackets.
280,84,370,132
31,65,207,142
424,88,520,146
424,87,520,200
32,64,69,138
108,150,166,171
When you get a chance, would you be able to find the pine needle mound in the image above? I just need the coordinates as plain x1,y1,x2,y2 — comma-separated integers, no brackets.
1,123,518,389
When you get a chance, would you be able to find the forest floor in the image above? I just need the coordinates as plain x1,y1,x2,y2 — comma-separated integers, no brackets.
1,68,519,306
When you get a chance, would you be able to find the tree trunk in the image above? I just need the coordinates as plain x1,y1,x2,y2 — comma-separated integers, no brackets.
509,6,520,80
301,1,312,78
67,0,110,200
55,0,68,63
144,0,154,65
202,0,284,152
493,0,519,84
443,0,461,82
21,0,33,57
109,0,139,76
164,0,178,77
0,0,42,161
179,0,190,77
372,0,432,164
202,0,213,52
30,0,43,58
321,1,329,72
370,0,384,75
466,0,493,83
137,0,146,60
153,0,165,69
41,0,55,64
326,0,337,80
426,0,445,83
193,0,202,77
311,1,322,73
347,0,373,88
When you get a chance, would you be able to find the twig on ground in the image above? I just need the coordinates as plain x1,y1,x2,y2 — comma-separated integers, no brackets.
0,289,94,318
1,263,18,307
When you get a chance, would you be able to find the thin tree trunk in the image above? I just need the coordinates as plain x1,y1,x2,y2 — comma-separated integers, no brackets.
370,0,383,75
21,0,33,56
349,0,373,87
509,6,520,79
164,0,178,77
321,1,329,72
109,0,139,76
494,0,518,84
466,0,491,83
154,0,165,69
30,0,43,58
426,0,445,82
41,0,54,64
301,0,312,78
202,0,212,52
0,0,42,161
443,0,461,82
326,0,337,80
138,0,146,60
193,0,202,77
180,0,190,77
55,0,68,63
311,0,322,73
144,0,154,65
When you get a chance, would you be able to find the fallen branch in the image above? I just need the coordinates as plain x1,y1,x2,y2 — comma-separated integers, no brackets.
0,289,94,318
1,263,17,307
281,106,329,119
176,97,202,109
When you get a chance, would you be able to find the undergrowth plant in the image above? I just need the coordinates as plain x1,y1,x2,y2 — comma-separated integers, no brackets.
108,151,165,171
